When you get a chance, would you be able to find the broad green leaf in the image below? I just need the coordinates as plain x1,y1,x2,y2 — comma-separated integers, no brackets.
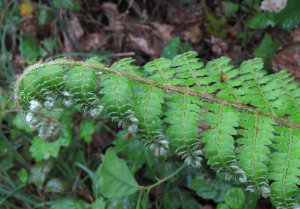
253,34,281,58
50,198,90,209
217,203,230,209
29,135,62,161
249,12,277,29
223,1,238,15
243,192,260,209
91,198,106,209
191,174,234,202
38,5,55,25
12,113,32,132
275,0,300,32
78,118,95,142
241,0,260,12
18,168,28,183
100,147,138,197
161,37,180,59
29,160,55,190
105,193,139,209
225,188,245,209
19,35,40,61
45,178,71,193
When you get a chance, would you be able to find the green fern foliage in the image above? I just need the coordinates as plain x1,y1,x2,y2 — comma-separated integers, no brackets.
14,51,300,208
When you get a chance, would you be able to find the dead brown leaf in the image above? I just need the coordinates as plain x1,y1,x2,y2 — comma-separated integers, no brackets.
184,25,202,43
291,25,300,43
211,36,242,58
80,33,106,52
150,22,174,42
128,34,155,56
272,47,300,78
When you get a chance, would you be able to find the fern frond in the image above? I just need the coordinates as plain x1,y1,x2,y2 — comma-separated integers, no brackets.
65,66,103,117
268,127,300,209
133,84,168,154
236,113,274,197
143,58,173,83
111,58,144,76
201,103,247,183
99,74,138,133
164,93,202,167
169,51,205,89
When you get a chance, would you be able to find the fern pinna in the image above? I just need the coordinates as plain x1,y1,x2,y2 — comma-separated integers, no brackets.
14,51,300,208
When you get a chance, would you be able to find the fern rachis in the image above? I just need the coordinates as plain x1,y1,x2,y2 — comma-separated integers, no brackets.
14,52,300,208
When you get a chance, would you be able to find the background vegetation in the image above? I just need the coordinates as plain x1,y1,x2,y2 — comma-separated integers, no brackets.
1,0,300,208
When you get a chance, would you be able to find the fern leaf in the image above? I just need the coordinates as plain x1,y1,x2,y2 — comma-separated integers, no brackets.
201,103,247,183
143,58,173,83
169,51,205,89
133,84,168,154
99,74,138,133
236,113,274,197
65,66,103,117
111,58,144,76
164,93,202,167
17,65,68,110
268,127,300,209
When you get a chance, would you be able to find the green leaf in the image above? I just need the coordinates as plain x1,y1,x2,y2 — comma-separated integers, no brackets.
241,0,260,12
105,193,139,209
29,160,55,190
50,198,90,209
12,113,32,132
52,0,80,11
18,168,28,183
243,192,260,209
19,35,40,61
29,135,62,161
191,174,235,202
223,1,238,15
45,178,71,193
161,37,180,59
225,188,245,209
181,0,196,4
253,34,281,58
78,118,95,142
91,198,106,209
275,0,300,32
92,163,103,200
205,9,227,38
217,203,230,209
100,147,138,197
249,12,277,29
38,5,55,25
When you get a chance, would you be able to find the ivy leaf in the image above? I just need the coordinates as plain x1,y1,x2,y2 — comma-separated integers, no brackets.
205,9,227,38
253,33,281,58
45,178,71,193
275,0,300,32
29,160,55,190
50,198,90,209
225,188,245,209
78,118,95,142
18,168,28,183
100,147,138,197
161,37,180,59
249,12,277,29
